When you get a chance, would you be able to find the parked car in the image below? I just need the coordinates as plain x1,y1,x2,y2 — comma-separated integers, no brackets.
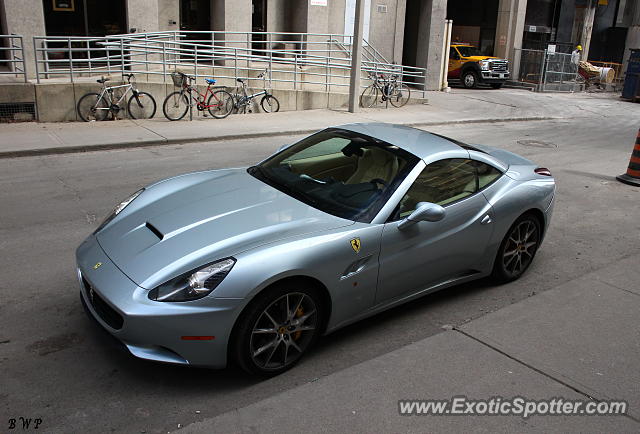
77,123,555,375
448,44,510,89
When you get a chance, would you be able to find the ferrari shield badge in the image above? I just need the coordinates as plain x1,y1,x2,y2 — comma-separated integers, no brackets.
350,238,361,253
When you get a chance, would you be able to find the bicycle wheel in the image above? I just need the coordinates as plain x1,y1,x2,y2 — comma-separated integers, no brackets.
360,85,378,108
162,91,189,121
260,95,280,113
389,83,410,108
233,95,247,114
207,90,234,119
127,91,157,119
77,92,109,122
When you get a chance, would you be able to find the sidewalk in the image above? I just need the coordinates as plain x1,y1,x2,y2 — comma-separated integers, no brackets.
181,254,640,433
0,88,616,158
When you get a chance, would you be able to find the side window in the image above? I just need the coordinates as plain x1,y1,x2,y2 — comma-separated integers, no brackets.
450,47,459,60
397,159,478,218
474,161,502,189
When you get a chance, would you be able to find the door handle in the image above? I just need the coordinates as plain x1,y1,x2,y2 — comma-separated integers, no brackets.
480,215,492,225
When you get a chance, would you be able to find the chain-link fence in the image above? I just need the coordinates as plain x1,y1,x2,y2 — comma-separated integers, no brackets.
514,48,581,92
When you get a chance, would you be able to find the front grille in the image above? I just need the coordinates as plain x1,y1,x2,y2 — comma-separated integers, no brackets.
490,61,508,72
82,277,124,330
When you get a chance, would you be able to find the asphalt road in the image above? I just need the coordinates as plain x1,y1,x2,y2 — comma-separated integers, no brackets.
1,110,639,433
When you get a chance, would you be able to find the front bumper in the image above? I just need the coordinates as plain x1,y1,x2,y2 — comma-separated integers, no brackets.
480,71,510,82
76,235,244,368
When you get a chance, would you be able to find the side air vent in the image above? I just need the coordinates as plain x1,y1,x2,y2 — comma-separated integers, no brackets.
145,222,164,240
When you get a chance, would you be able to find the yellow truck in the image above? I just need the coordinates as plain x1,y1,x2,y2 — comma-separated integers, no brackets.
448,44,510,89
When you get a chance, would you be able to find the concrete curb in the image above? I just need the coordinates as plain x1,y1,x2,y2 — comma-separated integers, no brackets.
0,116,559,159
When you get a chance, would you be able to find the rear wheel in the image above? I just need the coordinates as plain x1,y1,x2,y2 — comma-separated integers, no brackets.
232,282,324,376
462,70,478,89
207,90,234,119
260,94,280,113
162,91,189,121
492,213,542,283
127,91,157,119
389,83,410,107
360,84,379,108
77,92,109,122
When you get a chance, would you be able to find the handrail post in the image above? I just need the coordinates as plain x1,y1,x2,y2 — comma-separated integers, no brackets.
68,38,74,83
18,36,26,83
194,43,198,80
87,39,92,76
120,38,125,77
33,36,40,84
162,41,166,83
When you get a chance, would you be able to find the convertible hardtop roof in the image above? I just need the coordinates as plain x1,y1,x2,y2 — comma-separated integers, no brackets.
334,123,465,159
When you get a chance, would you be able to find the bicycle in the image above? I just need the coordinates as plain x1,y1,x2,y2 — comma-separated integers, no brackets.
77,73,157,122
360,72,410,108
162,72,234,121
231,69,280,114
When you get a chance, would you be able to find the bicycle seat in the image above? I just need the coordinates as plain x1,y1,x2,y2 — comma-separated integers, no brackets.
236,78,244,83
96,77,111,84
205,78,216,85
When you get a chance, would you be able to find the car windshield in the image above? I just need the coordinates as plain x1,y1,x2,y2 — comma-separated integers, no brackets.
456,46,483,57
249,128,419,223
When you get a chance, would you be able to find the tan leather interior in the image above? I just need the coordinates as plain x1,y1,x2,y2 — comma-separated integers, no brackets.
346,148,399,185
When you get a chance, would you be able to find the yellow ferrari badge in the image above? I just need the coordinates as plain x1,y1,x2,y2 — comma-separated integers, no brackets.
350,238,361,253
93,262,102,270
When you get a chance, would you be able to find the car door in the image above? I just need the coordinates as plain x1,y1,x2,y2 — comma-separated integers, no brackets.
448,47,463,79
375,158,496,304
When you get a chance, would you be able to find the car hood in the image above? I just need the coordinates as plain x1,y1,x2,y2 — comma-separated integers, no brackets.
96,168,354,289
460,55,503,62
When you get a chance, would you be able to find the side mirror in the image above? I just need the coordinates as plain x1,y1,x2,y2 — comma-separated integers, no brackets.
397,202,445,230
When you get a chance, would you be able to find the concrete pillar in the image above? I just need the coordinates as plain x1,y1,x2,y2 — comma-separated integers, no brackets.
494,0,527,79
0,0,45,79
127,0,160,33
415,0,446,91
157,0,179,32
348,0,365,112
623,0,640,72
579,0,597,60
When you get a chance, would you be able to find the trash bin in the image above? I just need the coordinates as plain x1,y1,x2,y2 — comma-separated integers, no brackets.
622,49,640,101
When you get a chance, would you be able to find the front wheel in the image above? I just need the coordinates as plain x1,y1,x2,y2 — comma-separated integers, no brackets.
77,92,109,122
462,70,479,89
207,90,234,119
232,282,324,376
389,83,410,107
127,91,157,119
360,84,378,108
162,91,189,121
492,213,542,283
260,94,280,113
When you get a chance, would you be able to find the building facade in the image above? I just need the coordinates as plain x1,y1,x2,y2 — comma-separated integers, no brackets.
1,0,639,88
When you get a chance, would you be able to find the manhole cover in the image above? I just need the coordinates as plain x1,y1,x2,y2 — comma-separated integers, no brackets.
517,139,557,148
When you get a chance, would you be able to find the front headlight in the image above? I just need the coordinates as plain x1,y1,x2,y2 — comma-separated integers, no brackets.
94,188,144,234
148,258,236,302
480,60,490,70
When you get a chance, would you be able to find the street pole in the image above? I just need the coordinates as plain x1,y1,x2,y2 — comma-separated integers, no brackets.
348,0,365,113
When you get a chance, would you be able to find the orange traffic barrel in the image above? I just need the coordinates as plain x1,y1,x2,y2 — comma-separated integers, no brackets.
617,129,640,186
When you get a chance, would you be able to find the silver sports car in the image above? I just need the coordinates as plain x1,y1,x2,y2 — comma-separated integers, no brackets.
76,123,555,375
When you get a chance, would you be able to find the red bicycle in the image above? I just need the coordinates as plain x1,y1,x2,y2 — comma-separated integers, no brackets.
162,72,234,120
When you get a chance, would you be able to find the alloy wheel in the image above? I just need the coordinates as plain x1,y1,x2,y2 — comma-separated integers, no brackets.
249,292,318,371
502,219,539,277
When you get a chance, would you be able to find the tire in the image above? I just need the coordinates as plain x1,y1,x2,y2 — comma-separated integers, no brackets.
77,92,109,122
490,83,503,89
162,91,189,121
231,281,325,376
389,83,410,107
492,213,542,283
260,94,280,113
233,95,247,114
127,91,157,119
207,90,234,119
462,70,479,89
360,84,378,108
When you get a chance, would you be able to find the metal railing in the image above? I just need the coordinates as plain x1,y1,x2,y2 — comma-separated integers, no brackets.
32,31,426,96
0,35,27,82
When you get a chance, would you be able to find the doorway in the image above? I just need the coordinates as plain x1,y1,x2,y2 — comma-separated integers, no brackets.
252,0,267,56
